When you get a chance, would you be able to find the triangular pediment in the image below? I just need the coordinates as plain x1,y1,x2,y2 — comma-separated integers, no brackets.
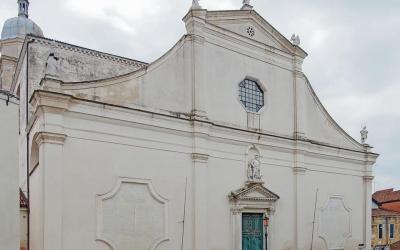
229,183,279,202
206,10,307,58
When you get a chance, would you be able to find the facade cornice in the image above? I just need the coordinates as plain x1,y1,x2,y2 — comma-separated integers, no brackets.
30,89,72,113
0,37,25,47
0,55,18,63
205,10,307,58
203,22,297,69
29,90,378,165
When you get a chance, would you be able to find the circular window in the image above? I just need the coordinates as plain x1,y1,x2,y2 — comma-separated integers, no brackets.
239,79,264,112
247,27,255,37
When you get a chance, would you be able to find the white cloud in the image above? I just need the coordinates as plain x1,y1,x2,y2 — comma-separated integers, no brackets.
64,0,164,32
201,0,237,10
374,175,400,192
324,83,400,123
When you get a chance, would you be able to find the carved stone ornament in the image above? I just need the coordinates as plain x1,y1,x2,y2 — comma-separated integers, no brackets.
229,183,279,204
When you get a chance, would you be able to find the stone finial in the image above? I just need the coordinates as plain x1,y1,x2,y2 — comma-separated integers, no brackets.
291,34,301,46
360,126,368,145
191,0,202,10
241,0,253,10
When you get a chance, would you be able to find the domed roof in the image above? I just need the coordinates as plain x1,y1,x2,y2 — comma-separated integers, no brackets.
1,16,43,40
1,0,43,40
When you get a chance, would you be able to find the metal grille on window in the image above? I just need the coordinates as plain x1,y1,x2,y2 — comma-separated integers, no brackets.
239,79,264,112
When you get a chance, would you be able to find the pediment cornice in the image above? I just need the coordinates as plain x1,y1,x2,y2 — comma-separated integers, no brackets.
205,10,307,58
229,183,279,203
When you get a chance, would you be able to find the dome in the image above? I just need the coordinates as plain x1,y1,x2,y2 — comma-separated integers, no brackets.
1,16,43,40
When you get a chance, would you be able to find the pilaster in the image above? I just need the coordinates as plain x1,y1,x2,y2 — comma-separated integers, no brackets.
191,152,209,250
33,132,66,250
363,175,374,250
230,206,242,250
29,90,70,250
293,147,307,249
183,9,208,119
292,55,306,139
362,143,377,250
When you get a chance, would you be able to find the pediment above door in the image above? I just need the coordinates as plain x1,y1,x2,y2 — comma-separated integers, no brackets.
229,183,279,211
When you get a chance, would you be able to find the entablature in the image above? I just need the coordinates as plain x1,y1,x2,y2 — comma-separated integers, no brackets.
28,90,378,168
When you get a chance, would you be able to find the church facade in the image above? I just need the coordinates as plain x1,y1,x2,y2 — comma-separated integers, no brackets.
0,1,379,250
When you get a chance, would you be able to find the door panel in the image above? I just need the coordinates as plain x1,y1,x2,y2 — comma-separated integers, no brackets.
242,213,263,250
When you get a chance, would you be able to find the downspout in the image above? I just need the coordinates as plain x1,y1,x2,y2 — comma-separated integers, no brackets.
26,38,35,250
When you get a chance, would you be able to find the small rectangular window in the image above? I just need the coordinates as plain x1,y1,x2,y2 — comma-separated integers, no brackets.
390,224,395,239
378,224,383,239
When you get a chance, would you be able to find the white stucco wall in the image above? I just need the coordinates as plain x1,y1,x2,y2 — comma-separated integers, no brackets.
20,7,377,250
26,90,375,250
0,94,19,250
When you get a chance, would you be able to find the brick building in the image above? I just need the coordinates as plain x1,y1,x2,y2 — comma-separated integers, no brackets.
374,189,400,212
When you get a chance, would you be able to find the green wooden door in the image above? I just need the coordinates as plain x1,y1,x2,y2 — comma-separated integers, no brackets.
242,213,264,250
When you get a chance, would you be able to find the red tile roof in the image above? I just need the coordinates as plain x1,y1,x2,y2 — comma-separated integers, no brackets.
19,188,28,208
373,189,400,204
372,208,400,217
391,240,400,250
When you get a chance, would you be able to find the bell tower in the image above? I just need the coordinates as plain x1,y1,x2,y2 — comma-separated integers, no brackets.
18,0,30,18
0,0,43,92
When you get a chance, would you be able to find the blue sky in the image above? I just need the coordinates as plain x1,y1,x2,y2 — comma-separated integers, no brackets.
1,0,399,190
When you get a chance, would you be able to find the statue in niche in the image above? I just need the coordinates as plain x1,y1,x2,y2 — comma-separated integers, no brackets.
45,52,60,78
247,155,262,182
360,126,368,144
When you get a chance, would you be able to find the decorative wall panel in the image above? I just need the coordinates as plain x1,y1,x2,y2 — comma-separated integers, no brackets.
318,196,351,250
96,178,169,250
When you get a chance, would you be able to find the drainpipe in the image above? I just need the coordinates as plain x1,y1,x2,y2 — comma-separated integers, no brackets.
26,38,35,250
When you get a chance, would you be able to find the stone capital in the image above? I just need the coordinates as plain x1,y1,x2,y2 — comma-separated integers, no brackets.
34,132,67,146
30,90,72,114
183,9,207,36
191,153,209,163
231,206,243,215
293,167,307,175
363,175,374,182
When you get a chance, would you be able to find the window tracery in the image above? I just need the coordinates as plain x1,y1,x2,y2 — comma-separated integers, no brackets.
239,79,264,112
